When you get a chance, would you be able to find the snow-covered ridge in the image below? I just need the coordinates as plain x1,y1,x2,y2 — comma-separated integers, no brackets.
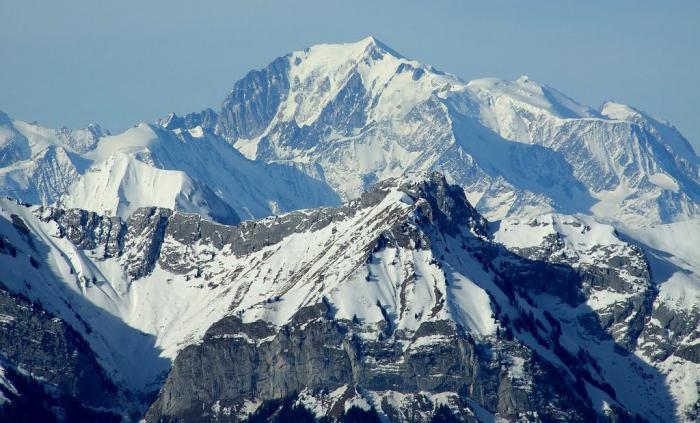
494,213,621,251
0,114,339,223
0,172,491,389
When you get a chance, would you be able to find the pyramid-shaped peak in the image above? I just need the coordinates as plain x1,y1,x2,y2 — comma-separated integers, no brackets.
357,35,387,49
359,35,380,46
356,35,404,58
296,36,405,63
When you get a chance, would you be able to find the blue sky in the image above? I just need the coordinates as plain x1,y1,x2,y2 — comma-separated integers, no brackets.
2,0,699,148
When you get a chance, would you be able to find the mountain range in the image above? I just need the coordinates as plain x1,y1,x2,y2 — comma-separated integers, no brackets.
0,37,698,422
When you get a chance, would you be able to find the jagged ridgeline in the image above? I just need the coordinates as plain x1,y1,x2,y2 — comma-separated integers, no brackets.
0,173,694,422
0,36,699,422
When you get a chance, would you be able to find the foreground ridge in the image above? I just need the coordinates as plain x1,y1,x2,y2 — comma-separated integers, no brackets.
0,172,696,421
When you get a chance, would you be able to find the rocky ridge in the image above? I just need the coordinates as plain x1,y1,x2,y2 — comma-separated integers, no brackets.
0,173,694,421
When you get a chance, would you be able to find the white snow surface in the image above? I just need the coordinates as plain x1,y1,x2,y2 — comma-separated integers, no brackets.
494,213,620,250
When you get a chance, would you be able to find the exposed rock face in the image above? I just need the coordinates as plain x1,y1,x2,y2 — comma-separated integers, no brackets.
34,173,488,291
491,214,700,421
494,214,654,349
145,307,596,423
217,56,291,142
0,285,121,421
161,109,219,132
38,207,125,255
642,302,700,363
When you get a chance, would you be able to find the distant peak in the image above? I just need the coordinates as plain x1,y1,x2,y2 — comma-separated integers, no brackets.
360,35,379,46
159,112,180,129
301,36,404,61
351,35,384,51
358,35,403,59
86,122,110,137
514,75,548,90
158,109,217,132
371,171,446,191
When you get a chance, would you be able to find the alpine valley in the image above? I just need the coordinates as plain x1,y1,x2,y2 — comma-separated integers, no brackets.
0,37,698,422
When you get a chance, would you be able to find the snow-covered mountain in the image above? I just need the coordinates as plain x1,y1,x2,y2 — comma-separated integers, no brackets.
0,113,339,223
205,36,700,225
1,37,699,422
0,111,104,205
0,173,697,421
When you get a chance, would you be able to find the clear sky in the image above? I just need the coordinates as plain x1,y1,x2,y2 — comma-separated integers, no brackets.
2,0,699,149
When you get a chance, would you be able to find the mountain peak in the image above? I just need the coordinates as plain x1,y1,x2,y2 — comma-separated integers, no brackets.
359,35,380,46
293,36,404,67
158,109,218,131
216,38,700,224
357,35,402,57
370,171,490,239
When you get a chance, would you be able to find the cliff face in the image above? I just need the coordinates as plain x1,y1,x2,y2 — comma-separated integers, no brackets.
0,286,121,422
146,307,597,423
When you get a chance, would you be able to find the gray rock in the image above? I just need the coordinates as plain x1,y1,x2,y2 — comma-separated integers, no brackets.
0,285,121,420
145,306,595,423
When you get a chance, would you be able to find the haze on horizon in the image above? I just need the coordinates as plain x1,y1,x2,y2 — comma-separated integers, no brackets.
1,0,699,149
